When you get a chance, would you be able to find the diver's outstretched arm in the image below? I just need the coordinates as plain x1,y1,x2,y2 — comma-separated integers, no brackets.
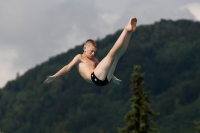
44,54,81,83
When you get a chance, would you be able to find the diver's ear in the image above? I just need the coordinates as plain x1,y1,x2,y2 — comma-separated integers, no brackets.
83,46,85,51
83,45,86,52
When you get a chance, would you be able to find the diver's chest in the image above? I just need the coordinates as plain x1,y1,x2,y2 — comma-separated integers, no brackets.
81,58,96,66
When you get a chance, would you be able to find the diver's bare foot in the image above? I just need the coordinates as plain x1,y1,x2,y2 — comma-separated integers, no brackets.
125,17,137,32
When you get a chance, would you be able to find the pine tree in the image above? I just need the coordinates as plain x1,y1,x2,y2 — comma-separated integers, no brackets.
195,121,200,133
118,65,158,133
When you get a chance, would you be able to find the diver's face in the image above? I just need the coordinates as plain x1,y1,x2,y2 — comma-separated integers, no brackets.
84,45,97,59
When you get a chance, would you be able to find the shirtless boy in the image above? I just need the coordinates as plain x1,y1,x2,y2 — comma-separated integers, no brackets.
44,17,137,86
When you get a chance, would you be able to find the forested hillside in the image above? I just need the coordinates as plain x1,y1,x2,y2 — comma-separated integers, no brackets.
0,19,200,133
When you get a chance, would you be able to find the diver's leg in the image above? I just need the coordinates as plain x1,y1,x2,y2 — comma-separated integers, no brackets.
106,26,133,77
106,57,119,80
107,17,136,58
106,32,133,81
105,34,132,81
115,32,132,57
93,17,137,80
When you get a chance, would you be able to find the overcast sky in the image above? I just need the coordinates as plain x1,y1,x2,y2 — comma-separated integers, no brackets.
0,0,200,88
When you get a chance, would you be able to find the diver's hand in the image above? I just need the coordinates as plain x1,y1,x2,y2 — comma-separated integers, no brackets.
44,76,55,84
112,77,122,85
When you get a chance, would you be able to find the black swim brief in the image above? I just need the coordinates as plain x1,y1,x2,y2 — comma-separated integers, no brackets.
91,72,109,86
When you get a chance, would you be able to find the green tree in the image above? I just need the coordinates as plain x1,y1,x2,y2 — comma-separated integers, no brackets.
118,65,158,133
195,121,200,133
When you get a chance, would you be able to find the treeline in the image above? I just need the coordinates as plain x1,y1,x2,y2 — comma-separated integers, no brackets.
0,19,200,133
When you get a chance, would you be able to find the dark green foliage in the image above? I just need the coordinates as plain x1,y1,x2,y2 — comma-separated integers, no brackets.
0,19,200,133
118,65,157,133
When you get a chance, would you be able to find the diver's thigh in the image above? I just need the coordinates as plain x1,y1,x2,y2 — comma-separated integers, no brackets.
94,55,114,80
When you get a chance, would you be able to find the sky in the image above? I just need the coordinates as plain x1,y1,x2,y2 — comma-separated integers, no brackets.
0,0,200,88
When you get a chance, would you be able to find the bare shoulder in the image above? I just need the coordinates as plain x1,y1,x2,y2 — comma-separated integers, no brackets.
74,54,81,57
71,54,81,63
66,54,81,68
74,54,81,60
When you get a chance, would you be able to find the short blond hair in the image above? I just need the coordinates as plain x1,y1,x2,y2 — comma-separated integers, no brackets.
84,39,97,48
